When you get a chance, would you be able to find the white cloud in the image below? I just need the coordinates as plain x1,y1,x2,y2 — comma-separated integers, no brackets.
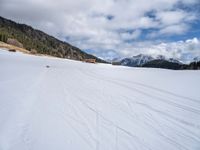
159,24,189,35
120,30,141,41
156,10,196,26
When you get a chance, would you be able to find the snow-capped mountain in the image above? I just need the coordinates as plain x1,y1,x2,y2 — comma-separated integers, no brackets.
120,54,154,67
117,54,182,67
111,54,200,70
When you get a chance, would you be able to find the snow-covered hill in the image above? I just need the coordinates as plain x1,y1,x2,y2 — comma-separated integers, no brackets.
0,49,200,150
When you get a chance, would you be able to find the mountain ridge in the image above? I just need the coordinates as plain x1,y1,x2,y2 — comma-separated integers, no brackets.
0,16,107,63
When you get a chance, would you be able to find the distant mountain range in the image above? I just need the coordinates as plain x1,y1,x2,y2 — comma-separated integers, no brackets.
0,16,106,63
112,54,182,66
112,54,200,70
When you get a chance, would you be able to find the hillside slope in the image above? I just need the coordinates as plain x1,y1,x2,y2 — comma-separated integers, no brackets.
0,16,106,63
0,49,200,150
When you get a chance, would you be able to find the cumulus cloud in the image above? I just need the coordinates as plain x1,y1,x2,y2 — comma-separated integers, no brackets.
156,10,195,26
159,24,189,35
0,0,199,62
120,30,141,41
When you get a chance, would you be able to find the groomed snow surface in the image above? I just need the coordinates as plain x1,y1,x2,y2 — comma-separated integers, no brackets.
0,49,200,150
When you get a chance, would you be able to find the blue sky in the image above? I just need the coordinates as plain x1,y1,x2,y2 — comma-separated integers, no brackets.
0,0,200,62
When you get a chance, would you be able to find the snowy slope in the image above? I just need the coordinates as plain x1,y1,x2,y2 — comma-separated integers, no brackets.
0,49,200,150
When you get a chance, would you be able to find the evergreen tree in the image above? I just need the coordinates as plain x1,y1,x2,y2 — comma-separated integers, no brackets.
0,33,8,42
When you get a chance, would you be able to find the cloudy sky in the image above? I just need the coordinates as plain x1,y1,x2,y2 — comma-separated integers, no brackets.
0,0,200,62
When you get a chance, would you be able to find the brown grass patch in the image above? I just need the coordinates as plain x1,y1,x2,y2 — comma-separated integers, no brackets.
0,42,30,54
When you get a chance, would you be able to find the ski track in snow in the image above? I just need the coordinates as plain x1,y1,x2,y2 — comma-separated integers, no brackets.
0,49,200,150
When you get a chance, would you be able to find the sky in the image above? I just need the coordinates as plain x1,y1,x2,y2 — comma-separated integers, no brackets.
0,0,200,62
